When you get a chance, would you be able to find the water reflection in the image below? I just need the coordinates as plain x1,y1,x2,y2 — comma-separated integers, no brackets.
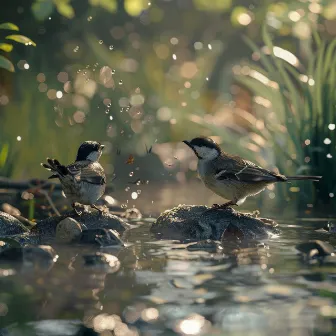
1,220,336,335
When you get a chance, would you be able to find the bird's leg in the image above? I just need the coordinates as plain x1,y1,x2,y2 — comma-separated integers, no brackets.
91,204,104,215
212,201,236,209
72,202,82,216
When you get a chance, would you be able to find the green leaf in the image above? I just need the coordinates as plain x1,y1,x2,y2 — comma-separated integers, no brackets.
0,143,9,168
0,43,13,52
0,22,19,31
5,35,36,46
99,0,117,12
0,55,14,72
55,2,75,19
32,0,54,21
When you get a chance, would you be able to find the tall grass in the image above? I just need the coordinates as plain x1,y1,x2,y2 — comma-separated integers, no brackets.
195,27,336,210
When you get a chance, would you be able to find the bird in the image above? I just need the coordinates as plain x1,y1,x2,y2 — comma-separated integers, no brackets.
41,141,106,214
183,137,322,208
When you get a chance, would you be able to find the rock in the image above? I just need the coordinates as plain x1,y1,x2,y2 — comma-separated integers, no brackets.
296,240,334,257
79,228,124,247
56,217,82,243
82,252,120,273
1,203,21,216
120,208,142,220
31,210,130,242
0,211,29,236
0,245,57,271
151,205,279,241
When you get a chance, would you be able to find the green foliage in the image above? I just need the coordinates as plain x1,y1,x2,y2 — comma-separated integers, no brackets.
0,22,36,72
31,0,117,21
206,27,336,207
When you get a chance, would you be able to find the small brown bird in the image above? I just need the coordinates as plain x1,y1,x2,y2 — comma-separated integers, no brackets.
183,137,322,207
42,141,106,214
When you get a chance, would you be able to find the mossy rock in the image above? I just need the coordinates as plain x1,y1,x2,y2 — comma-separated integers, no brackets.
151,204,279,242
31,210,130,242
0,211,29,236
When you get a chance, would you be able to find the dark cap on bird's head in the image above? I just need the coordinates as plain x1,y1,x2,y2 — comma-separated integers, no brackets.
183,137,221,160
76,141,104,162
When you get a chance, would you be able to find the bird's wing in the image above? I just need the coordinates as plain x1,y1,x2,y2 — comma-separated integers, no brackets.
69,162,106,185
214,156,286,183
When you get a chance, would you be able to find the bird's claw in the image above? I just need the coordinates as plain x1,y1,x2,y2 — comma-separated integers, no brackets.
91,204,104,216
211,201,236,209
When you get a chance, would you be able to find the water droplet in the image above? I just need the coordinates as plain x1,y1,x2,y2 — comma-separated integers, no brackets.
17,136,22,141
330,193,334,198
146,180,149,184
120,108,124,113
87,16,92,21
73,46,79,52
205,77,209,81
109,116,113,120
328,123,335,130
121,203,127,209
119,80,123,85
105,109,109,114
136,180,141,186
327,153,333,158
125,187,130,191
131,192,138,200
129,172,134,177
109,45,114,50
324,138,332,145
172,54,177,60
112,69,116,74
137,190,141,194
99,40,103,44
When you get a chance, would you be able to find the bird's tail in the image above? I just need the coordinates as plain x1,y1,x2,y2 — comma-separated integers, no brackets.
286,175,322,182
41,158,68,179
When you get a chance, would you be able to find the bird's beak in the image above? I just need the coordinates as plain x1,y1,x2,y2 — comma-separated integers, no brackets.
100,144,105,151
183,140,192,148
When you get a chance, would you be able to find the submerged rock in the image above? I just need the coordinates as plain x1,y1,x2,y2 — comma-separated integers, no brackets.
82,252,120,273
296,240,334,257
79,228,124,247
151,204,279,241
0,245,57,271
31,210,130,242
0,211,29,236
120,208,142,220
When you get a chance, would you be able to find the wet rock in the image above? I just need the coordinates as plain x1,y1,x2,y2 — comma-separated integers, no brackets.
120,208,142,220
151,204,279,241
1,203,21,216
56,217,82,243
0,245,57,270
82,252,120,273
31,210,130,242
0,211,29,236
79,228,124,247
296,240,334,257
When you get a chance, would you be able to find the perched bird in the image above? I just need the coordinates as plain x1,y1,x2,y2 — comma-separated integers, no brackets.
42,141,106,214
183,137,322,208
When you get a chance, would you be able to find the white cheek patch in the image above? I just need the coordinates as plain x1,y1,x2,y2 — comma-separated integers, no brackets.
194,146,218,160
87,151,101,162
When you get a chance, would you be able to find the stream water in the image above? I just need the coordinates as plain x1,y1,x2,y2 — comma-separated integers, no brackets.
0,215,335,335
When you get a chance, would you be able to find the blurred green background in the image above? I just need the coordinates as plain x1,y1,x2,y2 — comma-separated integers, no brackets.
1,0,336,212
